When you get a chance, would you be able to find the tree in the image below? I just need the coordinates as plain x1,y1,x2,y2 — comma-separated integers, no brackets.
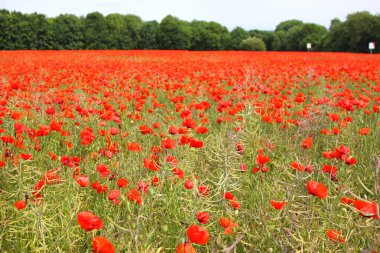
229,27,249,50
344,12,380,53
239,37,266,51
83,12,108,49
158,15,192,49
275,19,303,32
52,14,84,49
190,21,230,50
138,21,160,49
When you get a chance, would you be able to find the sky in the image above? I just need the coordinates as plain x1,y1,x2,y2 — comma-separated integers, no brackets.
1,0,378,31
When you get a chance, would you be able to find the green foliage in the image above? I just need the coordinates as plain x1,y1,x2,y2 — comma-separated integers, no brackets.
52,14,84,49
158,15,192,50
0,9,379,52
229,27,249,50
239,36,267,51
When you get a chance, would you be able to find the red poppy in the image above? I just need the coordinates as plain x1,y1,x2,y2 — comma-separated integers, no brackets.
169,126,179,134
256,153,270,165
108,189,121,205
301,137,313,149
173,168,184,179
14,200,27,210
270,200,287,210
127,142,142,152
290,162,304,172
126,188,142,205
77,211,103,231
341,196,355,205
196,212,210,224
162,138,176,149
189,139,203,148
76,175,89,187
117,178,129,188
326,229,345,243
184,179,194,189
92,236,115,253
20,153,33,160
358,127,370,135
306,181,328,199
176,242,197,253
219,217,238,234
186,224,210,245
353,200,378,219
97,164,111,178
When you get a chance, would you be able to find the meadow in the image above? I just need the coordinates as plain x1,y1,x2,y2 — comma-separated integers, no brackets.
0,50,379,252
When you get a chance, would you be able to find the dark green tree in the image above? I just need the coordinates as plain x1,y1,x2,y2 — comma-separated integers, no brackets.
138,21,160,49
52,14,84,49
83,12,108,49
190,21,230,50
158,15,192,49
229,27,249,50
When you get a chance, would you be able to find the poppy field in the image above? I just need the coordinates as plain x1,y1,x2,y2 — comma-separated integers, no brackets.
0,50,379,252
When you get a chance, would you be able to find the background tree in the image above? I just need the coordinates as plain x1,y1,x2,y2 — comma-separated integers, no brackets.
52,14,84,49
239,36,266,51
83,12,108,49
138,21,160,49
158,15,192,49
229,27,249,50
190,21,230,50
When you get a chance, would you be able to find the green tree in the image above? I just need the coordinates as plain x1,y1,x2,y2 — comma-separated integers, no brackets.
158,15,192,49
229,27,249,50
239,36,266,51
275,19,303,32
190,21,230,50
83,12,108,49
52,14,84,49
138,21,160,49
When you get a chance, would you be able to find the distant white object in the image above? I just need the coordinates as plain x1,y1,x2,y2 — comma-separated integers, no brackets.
307,43,312,49
369,42,375,54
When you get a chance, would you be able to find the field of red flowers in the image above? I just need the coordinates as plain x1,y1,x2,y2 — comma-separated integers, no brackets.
0,51,379,252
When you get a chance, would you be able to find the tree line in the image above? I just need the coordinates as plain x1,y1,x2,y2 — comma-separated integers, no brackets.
0,9,379,52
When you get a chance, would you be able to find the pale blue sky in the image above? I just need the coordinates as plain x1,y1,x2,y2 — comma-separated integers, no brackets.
1,0,378,30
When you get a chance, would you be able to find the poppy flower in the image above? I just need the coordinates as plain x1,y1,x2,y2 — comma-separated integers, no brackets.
306,181,328,199
301,137,313,149
117,178,129,188
196,212,210,224
97,164,111,178
186,224,210,245
169,126,179,135
184,179,194,190
219,217,238,234
77,211,103,231
358,128,370,135
256,153,270,165
326,229,345,243
108,190,121,205
353,200,378,219
14,200,27,210
290,162,304,172
197,185,209,197
127,142,142,152
189,139,203,148
20,153,33,160
126,188,142,205
270,200,287,210
137,180,149,194
151,176,159,186
162,138,176,149
76,175,89,187
176,242,197,253
173,168,185,179
92,236,115,253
